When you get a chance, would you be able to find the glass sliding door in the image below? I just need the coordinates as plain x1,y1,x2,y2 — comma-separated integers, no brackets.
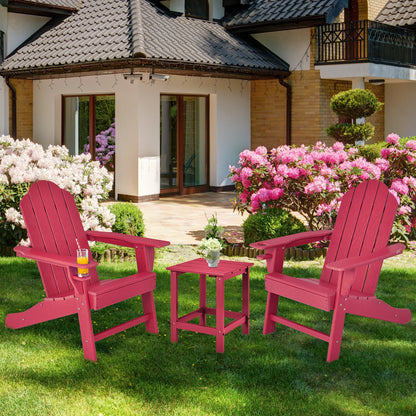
160,95,208,195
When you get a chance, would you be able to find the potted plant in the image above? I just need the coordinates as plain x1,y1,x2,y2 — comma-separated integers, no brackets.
200,237,223,267
200,214,224,267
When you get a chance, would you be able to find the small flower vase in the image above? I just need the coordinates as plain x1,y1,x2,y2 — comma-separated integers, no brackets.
206,249,220,268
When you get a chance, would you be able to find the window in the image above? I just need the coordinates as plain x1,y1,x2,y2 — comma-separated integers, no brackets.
62,94,115,170
185,0,208,19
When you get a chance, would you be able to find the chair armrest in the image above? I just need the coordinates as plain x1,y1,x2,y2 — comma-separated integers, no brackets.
14,246,98,269
86,230,170,249
326,243,405,272
250,229,333,250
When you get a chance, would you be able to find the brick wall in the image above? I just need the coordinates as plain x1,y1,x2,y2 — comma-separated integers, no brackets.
8,78,33,139
251,79,287,149
367,0,390,20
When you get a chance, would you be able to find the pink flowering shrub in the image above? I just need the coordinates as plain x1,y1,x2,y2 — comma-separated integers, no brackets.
230,135,416,243
0,136,115,251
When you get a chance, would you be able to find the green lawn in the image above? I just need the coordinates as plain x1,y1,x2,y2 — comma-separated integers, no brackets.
0,250,415,416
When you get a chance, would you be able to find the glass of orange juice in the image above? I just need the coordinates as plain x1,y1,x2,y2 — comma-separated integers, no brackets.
77,248,89,278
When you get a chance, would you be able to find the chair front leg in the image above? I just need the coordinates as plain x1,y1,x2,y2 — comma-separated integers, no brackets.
76,295,97,361
142,291,158,334
263,292,279,334
327,294,347,362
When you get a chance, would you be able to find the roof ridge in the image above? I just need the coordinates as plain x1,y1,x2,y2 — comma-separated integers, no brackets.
129,0,147,58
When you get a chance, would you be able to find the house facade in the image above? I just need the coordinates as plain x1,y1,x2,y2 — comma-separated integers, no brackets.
0,0,415,201
224,0,416,149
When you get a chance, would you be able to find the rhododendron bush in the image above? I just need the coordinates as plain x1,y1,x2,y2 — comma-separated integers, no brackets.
230,134,416,243
0,136,115,250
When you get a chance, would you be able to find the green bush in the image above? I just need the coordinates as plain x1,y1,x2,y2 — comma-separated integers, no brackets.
110,202,145,237
325,123,374,145
330,89,383,120
357,141,386,161
243,207,306,247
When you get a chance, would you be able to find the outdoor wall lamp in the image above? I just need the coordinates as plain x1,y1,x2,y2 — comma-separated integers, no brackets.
123,73,143,83
150,73,170,81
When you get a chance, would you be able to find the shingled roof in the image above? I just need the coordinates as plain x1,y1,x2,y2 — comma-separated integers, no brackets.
376,0,416,29
224,0,348,32
0,0,289,77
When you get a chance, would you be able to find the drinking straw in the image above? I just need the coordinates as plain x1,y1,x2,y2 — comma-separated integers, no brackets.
76,238,81,251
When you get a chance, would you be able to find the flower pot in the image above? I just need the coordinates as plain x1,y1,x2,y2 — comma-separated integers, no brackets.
206,250,220,267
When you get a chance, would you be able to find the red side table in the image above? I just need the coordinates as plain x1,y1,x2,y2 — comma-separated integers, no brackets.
167,258,254,353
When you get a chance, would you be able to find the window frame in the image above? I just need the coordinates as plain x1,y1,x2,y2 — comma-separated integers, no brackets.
61,93,115,161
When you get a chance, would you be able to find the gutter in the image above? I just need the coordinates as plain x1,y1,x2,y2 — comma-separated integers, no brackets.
279,76,291,146
4,76,17,139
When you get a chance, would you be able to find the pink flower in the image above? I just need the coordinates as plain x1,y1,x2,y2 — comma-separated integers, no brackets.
240,167,253,180
332,142,344,152
380,148,391,158
255,146,268,156
287,167,301,179
305,176,328,194
258,188,270,202
403,176,416,189
389,189,401,204
375,158,390,171
405,140,416,151
398,205,412,215
391,179,409,195
269,188,283,200
386,133,400,144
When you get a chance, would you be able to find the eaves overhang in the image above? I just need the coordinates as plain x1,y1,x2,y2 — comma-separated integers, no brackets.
6,0,76,17
226,15,326,34
0,57,291,80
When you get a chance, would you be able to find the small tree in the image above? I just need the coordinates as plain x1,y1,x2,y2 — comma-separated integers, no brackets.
326,89,382,145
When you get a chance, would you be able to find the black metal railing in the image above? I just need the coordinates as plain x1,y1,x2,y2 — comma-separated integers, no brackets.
0,30,4,63
315,20,416,67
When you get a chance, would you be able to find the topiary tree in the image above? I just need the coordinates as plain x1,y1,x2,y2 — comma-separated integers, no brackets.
326,89,382,145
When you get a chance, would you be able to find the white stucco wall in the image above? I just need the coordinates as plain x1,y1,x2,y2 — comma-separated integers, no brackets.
252,28,310,71
7,12,50,55
33,73,250,198
385,82,416,138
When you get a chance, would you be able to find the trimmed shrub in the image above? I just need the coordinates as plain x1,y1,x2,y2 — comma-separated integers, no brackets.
357,141,386,162
243,207,306,247
326,123,374,145
110,202,145,237
330,89,382,120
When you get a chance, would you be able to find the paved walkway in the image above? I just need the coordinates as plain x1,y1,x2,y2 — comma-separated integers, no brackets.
134,192,247,245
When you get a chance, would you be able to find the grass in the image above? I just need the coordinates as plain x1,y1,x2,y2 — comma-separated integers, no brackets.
0,249,415,416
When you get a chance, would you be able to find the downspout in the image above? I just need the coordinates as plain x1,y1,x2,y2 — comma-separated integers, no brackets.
5,76,17,139
279,76,292,146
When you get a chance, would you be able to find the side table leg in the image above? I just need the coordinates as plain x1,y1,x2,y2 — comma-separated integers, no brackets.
216,276,225,353
199,274,207,326
171,271,178,343
242,268,250,335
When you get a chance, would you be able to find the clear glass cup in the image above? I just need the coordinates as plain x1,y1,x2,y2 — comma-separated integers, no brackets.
77,248,89,278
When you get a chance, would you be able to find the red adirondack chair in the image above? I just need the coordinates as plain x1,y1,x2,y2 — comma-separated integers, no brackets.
251,180,412,362
5,180,170,361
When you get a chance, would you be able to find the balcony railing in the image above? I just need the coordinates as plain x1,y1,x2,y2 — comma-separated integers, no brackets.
315,20,416,67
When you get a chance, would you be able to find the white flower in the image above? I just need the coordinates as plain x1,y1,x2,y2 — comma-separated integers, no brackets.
200,237,223,252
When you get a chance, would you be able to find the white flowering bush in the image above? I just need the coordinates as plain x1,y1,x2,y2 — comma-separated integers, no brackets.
0,136,115,251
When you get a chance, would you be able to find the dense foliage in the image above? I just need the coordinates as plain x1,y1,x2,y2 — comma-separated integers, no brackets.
230,135,416,244
243,207,306,247
0,136,115,251
110,202,145,237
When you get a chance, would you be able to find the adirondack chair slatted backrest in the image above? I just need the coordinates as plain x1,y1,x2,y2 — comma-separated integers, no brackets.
20,181,99,298
321,180,397,296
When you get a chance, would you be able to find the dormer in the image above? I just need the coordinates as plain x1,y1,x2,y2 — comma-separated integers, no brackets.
160,0,225,21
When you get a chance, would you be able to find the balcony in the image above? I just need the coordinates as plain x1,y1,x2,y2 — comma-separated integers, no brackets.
315,20,416,68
